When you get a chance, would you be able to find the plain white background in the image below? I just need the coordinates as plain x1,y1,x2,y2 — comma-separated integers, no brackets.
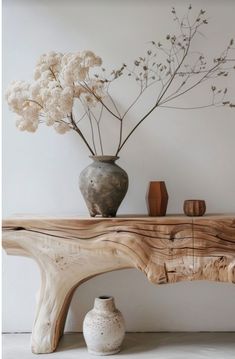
2,0,235,332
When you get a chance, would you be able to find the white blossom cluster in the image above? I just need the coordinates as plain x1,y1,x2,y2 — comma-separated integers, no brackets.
5,51,103,134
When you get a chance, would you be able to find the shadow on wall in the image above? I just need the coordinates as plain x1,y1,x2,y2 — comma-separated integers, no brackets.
67,268,235,332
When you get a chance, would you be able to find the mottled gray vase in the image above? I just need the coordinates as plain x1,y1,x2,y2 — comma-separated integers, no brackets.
79,156,128,217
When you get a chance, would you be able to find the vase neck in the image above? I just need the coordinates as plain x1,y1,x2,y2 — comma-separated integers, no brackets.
90,155,119,163
94,296,116,312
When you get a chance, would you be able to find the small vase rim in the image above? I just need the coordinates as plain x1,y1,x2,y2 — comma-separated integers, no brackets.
149,181,166,184
184,199,205,202
97,295,114,301
89,155,119,162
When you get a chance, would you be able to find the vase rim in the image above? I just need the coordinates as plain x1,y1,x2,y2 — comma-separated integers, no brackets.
89,155,119,162
97,295,114,301
149,181,166,184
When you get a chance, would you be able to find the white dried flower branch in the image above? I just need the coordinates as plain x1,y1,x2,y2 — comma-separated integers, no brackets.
5,6,235,156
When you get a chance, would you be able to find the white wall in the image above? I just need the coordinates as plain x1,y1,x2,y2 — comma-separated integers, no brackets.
2,0,235,333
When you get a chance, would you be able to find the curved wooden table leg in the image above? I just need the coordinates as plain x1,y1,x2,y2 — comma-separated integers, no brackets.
2,229,133,353
31,270,76,353
31,268,132,353
31,257,134,354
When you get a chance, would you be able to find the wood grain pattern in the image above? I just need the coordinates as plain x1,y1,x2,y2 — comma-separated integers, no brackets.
2,215,235,354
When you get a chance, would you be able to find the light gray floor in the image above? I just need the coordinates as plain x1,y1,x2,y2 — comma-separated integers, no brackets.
2,333,235,359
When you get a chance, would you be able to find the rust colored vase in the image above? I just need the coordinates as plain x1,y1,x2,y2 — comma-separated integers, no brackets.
147,181,168,216
183,199,206,217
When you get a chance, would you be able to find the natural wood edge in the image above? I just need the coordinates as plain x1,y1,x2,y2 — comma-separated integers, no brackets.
2,215,235,353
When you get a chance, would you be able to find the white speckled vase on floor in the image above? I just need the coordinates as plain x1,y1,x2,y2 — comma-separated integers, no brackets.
83,296,125,355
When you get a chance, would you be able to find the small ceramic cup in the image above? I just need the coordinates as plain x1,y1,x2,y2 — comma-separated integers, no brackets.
183,199,206,217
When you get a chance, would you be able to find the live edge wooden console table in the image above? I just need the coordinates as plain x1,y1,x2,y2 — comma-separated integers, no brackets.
2,214,235,354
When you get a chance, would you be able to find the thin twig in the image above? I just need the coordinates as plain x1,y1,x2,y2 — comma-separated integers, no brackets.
107,83,122,117
70,111,95,155
87,108,97,155
159,103,223,110
159,62,221,106
97,105,104,155
79,81,122,121
116,27,194,155
26,99,43,109
89,105,104,155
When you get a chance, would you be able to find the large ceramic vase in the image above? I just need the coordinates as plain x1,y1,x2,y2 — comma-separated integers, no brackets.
83,296,125,355
79,156,128,217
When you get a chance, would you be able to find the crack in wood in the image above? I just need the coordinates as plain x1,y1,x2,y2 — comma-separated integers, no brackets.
2,215,235,354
